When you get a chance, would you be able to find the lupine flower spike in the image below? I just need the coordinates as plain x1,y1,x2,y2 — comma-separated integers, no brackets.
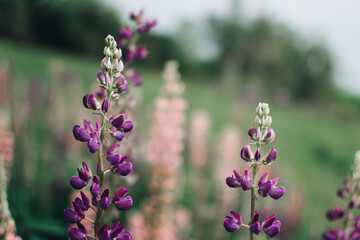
223,103,285,239
64,34,144,239
118,10,156,86
322,151,360,240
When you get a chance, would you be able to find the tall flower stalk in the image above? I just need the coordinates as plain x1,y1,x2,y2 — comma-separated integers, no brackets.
223,103,285,239
322,151,360,240
64,35,135,240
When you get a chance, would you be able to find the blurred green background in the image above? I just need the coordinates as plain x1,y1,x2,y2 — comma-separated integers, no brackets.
0,0,360,239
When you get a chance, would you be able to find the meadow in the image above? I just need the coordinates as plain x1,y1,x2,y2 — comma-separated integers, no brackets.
1,39,360,239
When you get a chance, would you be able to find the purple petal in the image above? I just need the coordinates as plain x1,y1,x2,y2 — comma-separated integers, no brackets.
121,121,134,133
63,208,81,224
259,180,273,197
88,139,100,153
70,176,87,190
269,186,285,200
226,177,241,188
223,216,240,232
265,148,277,165
264,220,281,237
115,162,132,176
114,196,133,211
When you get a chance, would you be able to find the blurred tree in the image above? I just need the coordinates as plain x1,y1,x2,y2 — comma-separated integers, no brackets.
209,5,334,101
0,0,121,56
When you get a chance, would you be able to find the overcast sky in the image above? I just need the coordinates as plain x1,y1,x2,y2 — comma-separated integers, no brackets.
106,0,360,96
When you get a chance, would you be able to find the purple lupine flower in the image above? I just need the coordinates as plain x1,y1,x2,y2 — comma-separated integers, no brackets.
110,127,126,141
130,10,144,22
113,156,132,176
98,222,132,240
96,87,107,99
110,114,126,129
73,125,91,142
265,148,277,165
68,222,88,240
351,230,360,240
343,230,350,240
63,202,85,224
134,45,148,59
138,19,157,32
262,214,281,237
241,170,252,191
125,49,135,63
226,169,252,190
326,207,345,221
74,120,101,153
322,229,341,240
226,170,242,188
70,163,92,190
355,216,360,231
119,26,133,39
100,188,110,210
268,178,285,199
74,191,90,211
249,211,261,235
102,99,109,113
258,172,285,199
115,74,129,94
88,93,100,110
127,69,143,86
90,176,101,205
96,69,106,84
240,144,252,162
248,127,261,140
264,128,275,142
112,188,133,211
223,210,242,232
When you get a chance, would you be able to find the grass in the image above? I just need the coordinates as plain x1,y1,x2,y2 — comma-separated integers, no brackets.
1,39,360,239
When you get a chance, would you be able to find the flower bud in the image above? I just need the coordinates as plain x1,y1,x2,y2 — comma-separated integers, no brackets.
101,57,112,70
264,128,275,142
240,145,252,162
110,114,125,129
101,99,109,113
134,45,148,59
90,176,101,198
82,93,90,109
88,94,99,110
255,148,261,161
265,148,277,165
249,211,261,235
96,69,105,84
114,48,122,59
241,170,252,191
103,46,112,57
99,188,110,210
121,121,134,133
119,81,129,94
116,74,125,87
223,210,242,232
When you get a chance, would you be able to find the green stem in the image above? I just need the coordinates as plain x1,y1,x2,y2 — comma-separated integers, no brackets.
94,112,106,236
250,164,258,240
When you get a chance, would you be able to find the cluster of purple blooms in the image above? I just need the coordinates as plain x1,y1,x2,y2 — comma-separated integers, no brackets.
322,151,360,240
64,35,137,240
223,103,285,239
117,10,156,86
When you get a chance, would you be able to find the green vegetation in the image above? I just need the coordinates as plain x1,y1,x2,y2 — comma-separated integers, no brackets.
1,39,360,239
